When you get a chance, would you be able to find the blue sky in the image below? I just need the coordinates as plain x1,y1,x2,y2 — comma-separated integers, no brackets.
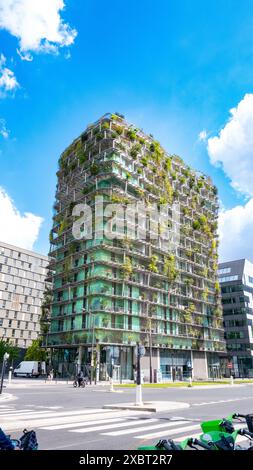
0,0,253,261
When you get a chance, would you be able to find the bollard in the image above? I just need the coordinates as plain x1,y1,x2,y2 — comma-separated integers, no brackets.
230,375,234,386
188,376,193,387
110,377,114,392
8,368,12,385
135,384,143,406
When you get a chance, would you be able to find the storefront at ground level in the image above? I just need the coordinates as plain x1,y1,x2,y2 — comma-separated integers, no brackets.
49,345,223,381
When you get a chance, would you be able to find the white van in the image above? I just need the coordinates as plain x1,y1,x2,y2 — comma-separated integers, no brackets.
14,361,46,378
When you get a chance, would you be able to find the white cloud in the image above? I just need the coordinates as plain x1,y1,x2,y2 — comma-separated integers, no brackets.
207,94,253,261
208,93,253,196
219,198,253,262
0,0,77,61
0,187,43,250
198,129,208,141
0,119,9,138
0,53,19,95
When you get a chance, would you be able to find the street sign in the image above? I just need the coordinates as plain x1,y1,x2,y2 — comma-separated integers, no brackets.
227,363,233,369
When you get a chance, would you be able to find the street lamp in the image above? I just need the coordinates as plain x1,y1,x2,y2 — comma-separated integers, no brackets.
90,312,95,385
147,315,153,384
0,352,9,394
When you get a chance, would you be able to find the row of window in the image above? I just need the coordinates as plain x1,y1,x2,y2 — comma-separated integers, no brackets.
219,275,238,283
0,310,38,322
221,285,243,294
0,264,46,282
225,331,245,339
218,267,231,275
224,319,246,327
0,300,38,313
0,274,45,290
223,307,250,316
227,344,251,351
0,318,37,329
0,327,33,338
0,247,47,267
222,296,249,305
1,282,42,296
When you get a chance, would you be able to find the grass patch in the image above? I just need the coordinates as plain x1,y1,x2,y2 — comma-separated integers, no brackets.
115,380,253,388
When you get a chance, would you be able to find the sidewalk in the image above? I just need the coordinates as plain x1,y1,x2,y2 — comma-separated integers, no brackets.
4,378,114,389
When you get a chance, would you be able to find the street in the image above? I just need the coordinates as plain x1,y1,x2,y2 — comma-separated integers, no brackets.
1,380,253,450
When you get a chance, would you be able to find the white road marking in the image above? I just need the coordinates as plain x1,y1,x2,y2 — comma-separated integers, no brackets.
41,417,127,430
70,419,158,434
2,409,150,431
193,396,253,406
0,409,36,416
0,408,116,420
135,423,201,440
101,420,187,437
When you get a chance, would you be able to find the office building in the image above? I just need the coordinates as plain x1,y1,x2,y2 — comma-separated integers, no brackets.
219,259,253,377
0,241,49,349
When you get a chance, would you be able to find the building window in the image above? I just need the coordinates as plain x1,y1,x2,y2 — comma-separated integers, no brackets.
218,267,231,275
249,276,253,284
219,275,239,283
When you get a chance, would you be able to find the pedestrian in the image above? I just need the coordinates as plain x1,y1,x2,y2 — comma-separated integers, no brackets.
0,428,19,450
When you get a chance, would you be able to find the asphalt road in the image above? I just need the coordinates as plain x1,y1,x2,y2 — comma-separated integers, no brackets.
1,379,253,450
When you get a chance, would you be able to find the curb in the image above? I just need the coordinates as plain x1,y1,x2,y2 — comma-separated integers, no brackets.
103,401,190,412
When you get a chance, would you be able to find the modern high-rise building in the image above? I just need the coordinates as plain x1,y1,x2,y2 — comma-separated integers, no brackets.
46,113,225,380
0,241,49,349
218,259,253,377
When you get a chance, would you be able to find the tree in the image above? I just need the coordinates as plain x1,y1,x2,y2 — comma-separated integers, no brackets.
0,340,6,362
7,343,20,363
40,286,53,336
0,339,19,363
24,339,46,361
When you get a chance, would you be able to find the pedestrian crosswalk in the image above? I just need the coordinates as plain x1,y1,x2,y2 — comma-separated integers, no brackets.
0,404,249,446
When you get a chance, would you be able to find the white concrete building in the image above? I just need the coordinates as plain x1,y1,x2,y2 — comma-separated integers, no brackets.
0,241,49,349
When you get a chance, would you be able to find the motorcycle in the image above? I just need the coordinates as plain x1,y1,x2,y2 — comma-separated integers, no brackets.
73,376,89,388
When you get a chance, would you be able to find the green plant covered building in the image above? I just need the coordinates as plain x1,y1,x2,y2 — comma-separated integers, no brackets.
46,113,226,381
